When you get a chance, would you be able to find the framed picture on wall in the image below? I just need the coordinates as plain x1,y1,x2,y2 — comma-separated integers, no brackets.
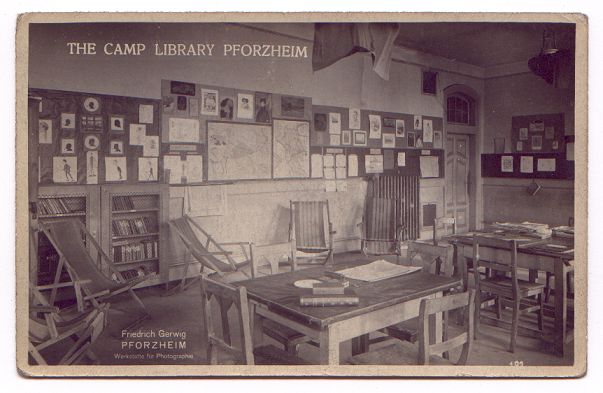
237,93,254,119
201,88,219,116
110,116,125,132
353,130,367,146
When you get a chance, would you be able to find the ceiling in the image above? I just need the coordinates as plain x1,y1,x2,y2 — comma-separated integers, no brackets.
394,23,576,68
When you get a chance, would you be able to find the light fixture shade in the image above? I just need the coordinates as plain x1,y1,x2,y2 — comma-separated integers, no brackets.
542,29,558,55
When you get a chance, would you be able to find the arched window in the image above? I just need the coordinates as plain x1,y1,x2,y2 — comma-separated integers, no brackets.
446,93,475,126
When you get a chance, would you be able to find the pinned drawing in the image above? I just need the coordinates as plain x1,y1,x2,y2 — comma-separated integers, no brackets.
86,151,98,184
105,157,127,181
368,114,382,138
53,156,77,183
201,89,219,116
61,113,75,129
349,108,361,129
138,157,158,181
38,119,52,144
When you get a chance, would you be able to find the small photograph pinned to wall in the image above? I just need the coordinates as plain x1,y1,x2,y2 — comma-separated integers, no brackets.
531,135,543,151
501,155,514,172
53,156,77,183
423,119,433,143
105,157,127,181
341,130,352,145
416,136,424,148
177,95,188,111
314,113,327,132
280,95,305,118
38,119,52,144
129,123,147,146
349,108,361,129
516,141,524,151
80,115,103,133
413,115,422,130
407,132,416,147
552,140,559,150
220,97,234,120
395,119,405,137
162,96,175,113
529,119,545,132
139,104,154,124
138,157,158,182
383,117,396,129
329,134,341,146
433,130,443,149
60,138,75,154
329,112,341,134
545,126,555,140
60,113,75,129
110,116,125,132
86,151,98,184
109,140,124,155
368,114,382,139
353,130,367,146
188,98,199,117
143,135,160,157
82,97,101,114
237,93,254,119
519,127,529,140
382,133,396,148
254,92,272,123
201,88,219,116
84,134,100,150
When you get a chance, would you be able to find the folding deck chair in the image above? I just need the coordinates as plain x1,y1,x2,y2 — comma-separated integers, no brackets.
29,285,109,365
38,219,155,330
358,196,404,260
167,215,257,292
287,200,335,271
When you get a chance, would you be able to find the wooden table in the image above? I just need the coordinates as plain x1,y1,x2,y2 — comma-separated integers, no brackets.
236,261,461,365
444,231,574,356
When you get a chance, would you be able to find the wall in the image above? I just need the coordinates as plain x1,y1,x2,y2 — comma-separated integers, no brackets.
482,69,574,226
28,23,486,271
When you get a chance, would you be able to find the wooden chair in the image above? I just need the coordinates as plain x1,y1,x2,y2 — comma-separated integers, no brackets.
350,290,475,365
29,286,109,365
38,219,154,330
359,196,404,259
200,275,310,365
168,215,257,289
473,236,545,353
433,217,456,245
287,201,335,271
376,242,456,344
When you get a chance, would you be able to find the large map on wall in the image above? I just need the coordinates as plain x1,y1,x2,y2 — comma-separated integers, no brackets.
272,119,310,178
207,122,272,181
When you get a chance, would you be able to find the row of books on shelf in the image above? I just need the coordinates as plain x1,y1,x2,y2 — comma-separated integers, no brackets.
112,217,156,237
112,240,159,263
38,198,78,215
113,196,136,211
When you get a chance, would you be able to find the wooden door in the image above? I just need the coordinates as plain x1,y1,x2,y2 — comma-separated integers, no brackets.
445,134,470,233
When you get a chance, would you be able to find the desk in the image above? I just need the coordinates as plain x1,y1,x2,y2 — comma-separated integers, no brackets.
444,232,574,356
236,261,461,365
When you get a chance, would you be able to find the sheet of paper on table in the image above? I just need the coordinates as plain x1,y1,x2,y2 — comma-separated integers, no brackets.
335,260,422,282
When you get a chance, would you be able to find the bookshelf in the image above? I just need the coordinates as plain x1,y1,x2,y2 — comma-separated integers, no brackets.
35,185,100,287
101,184,168,286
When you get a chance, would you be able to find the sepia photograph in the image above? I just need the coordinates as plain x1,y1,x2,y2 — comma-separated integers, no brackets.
15,12,587,378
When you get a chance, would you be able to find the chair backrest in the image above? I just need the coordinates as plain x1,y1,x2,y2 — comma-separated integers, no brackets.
417,290,475,365
433,217,456,245
40,219,121,294
472,235,519,294
406,241,455,277
170,216,238,275
361,196,400,255
199,275,254,365
290,201,331,252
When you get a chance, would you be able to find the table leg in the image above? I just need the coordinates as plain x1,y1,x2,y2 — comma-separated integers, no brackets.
554,259,567,356
319,327,339,365
351,334,369,356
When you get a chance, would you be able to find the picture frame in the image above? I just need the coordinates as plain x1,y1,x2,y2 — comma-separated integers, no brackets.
201,88,219,116
60,138,75,154
110,115,125,132
353,130,367,146
237,92,254,119
341,130,352,145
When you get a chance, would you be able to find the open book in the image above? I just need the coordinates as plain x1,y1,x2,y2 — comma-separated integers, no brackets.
334,260,422,282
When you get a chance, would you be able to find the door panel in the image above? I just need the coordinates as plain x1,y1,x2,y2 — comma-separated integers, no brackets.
444,134,470,233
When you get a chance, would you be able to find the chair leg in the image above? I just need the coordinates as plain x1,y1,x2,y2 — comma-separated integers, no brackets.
285,342,299,357
510,299,520,353
474,289,481,340
545,272,552,303
495,296,502,320
537,293,544,331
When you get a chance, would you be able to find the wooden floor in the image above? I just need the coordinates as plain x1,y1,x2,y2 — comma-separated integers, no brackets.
43,252,574,367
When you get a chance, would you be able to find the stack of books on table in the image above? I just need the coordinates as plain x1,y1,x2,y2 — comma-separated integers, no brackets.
299,279,359,307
